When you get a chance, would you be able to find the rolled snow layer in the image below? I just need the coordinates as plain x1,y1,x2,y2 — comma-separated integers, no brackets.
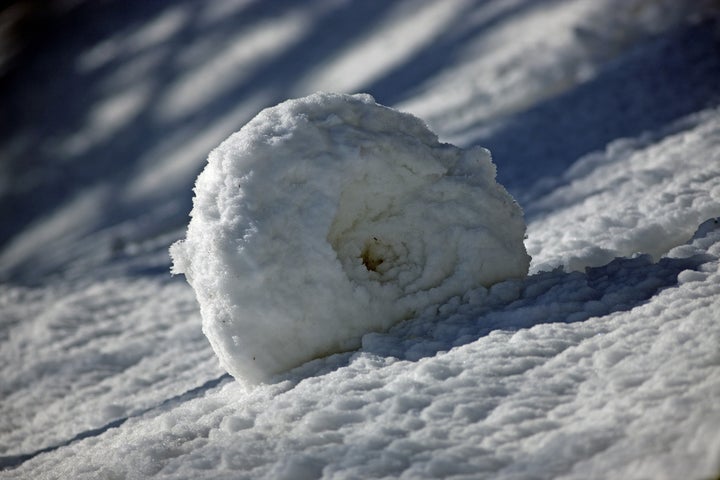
171,93,530,382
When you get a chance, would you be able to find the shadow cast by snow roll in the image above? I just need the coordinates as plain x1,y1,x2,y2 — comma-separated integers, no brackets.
360,252,711,362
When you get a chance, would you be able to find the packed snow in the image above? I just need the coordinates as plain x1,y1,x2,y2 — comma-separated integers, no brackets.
528,107,720,272
171,92,529,382
1,0,719,479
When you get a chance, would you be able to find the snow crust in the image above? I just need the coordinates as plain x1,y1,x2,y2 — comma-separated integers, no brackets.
2,1,720,479
528,108,720,272
6,219,720,480
171,92,529,382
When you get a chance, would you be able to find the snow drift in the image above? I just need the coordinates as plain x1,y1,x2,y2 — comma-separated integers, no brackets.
171,92,529,382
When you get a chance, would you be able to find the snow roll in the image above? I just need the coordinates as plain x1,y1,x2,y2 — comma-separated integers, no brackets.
170,92,530,382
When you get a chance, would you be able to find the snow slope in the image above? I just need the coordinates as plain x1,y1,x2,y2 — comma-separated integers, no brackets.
1,0,719,478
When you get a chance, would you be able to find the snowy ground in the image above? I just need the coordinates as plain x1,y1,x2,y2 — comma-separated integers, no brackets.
2,1,720,478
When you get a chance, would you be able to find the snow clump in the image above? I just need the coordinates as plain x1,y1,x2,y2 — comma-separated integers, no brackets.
170,92,530,382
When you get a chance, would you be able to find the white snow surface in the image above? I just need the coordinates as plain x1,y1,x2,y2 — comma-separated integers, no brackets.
2,1,720,479
171,92,529,382
528,108,720,273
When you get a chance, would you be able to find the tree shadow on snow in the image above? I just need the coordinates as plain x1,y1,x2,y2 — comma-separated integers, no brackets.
362,0,539,106
0,0,402,281
0,372,232,470
469,21,720,205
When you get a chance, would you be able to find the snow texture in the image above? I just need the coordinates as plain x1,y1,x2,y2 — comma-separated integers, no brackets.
2,1,720,479
171,92,529,382
528,107,720,272
5,220,720,480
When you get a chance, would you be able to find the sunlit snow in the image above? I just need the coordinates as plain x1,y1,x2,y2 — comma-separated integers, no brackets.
1,0,719,479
